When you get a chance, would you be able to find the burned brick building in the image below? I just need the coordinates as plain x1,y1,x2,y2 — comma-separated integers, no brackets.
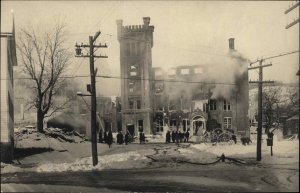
116,17,154,136
153,39,249,137
117,17,249,137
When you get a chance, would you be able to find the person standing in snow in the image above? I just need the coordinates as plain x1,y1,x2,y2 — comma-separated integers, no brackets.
104,130,108,144
185,130,190,142
171,130,175,143
139,132,145,144
166,130,171,143
107,129,113,148
178,130,183,143
125,130,130,145
99,129,103,143
175,130,179,144
116,131,124,145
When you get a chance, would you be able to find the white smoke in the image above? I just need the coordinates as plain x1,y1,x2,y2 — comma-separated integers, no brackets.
207,50,248,99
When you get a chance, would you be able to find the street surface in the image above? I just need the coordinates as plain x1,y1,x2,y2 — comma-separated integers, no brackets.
1,143,299,192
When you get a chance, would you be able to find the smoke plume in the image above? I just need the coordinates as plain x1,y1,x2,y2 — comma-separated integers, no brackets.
166,50,248,102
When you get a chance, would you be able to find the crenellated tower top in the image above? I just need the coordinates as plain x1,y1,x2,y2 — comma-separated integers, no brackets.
116,17,154,47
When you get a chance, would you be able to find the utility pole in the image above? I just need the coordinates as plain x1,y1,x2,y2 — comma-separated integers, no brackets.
249,59,274,161
75,31,108,166
284,1,300,29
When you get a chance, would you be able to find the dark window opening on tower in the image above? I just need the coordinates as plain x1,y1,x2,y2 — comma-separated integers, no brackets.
137,100,141,109
129,99,134,109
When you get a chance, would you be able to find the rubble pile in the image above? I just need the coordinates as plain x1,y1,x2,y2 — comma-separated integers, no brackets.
44,128,87,143
14,127,87,143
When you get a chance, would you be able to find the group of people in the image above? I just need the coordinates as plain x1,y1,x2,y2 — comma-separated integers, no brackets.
116,130,133,145
98,129,113,148
166,129,190,143
115,130,147,145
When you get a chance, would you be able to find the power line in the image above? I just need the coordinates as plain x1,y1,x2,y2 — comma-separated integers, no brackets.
94,1,121,29
9,74,251,86
249,50,299,65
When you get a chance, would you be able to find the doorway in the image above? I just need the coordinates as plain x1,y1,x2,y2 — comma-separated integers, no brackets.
138,120,144,132
192,116,206,136
126,124,135,137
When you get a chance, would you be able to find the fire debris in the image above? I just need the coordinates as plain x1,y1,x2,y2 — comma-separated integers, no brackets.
44,128,87,143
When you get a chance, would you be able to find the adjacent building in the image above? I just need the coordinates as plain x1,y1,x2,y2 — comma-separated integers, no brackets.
1,17,17,162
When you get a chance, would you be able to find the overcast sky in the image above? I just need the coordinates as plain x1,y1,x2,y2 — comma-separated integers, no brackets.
1,1,299,96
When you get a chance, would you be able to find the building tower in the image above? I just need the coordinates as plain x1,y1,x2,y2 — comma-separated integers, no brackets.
116,17,154,135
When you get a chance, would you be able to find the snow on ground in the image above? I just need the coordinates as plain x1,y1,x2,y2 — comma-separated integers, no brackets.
187,137,299,163
14,127,83,151
2,127,298,173
36,150,151,172
1,163,35,173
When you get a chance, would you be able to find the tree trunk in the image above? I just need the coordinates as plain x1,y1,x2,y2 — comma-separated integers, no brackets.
37,110,45,133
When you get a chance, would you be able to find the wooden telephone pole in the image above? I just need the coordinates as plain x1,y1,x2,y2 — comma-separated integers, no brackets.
249,60,274,161
285,1,300,29
75,31,108,166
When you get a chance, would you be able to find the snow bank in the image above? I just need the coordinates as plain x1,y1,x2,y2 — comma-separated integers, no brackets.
145,134,165,143
1,163,34,174
272,139,299,158
192,143,256,157
190,139,299,158
36,150,151,172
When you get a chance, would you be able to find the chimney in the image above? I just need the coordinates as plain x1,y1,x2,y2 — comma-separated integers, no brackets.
143,17,150,27
228,38,235,50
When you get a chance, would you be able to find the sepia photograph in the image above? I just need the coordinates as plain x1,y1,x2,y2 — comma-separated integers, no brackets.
1,0,299,192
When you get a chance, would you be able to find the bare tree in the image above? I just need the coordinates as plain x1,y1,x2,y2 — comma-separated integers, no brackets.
17,22,71,133
262,86,282,133
286,86,299,116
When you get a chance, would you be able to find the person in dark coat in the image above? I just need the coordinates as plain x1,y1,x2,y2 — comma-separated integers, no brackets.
107,129,113,148
139,132,145,144
166,130,171,143
185,130,190,142
175,130,179,144
116,131,124,145
125,130,130,145
99,129,103,143
178,131,182,143
103,130,108,144
171,130,175,143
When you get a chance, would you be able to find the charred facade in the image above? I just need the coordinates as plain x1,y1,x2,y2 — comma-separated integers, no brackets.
116,18,249,137
153,39,249,137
